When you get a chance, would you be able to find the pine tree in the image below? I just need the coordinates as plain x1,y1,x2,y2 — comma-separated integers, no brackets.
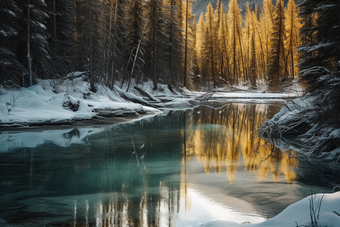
203,3,216,83
267,0,286,90
260,0,274,73
74,0,111,91
106,0,129,89
164,0,183,90
0,0,24,85
250,32,257,87
244,2,253,84
248,9,258,88
214,0,221,80
227,0,243,84
17,0,51,86
218,3,230,82
285,0,302,79
102,0,115,87
125,0,146,91
255,5,267,78
182,0,195,88
46,0,74,77
144,0,169,90
196,13,205,78
298,0,340,130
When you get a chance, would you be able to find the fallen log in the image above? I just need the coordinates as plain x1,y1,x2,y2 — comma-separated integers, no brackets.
134,86,161,102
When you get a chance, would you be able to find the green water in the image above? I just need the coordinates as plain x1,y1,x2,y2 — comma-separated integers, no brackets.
0,103,330,227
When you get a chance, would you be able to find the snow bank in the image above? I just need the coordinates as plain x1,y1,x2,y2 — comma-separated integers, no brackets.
0,75,305,126
0,76,160,126
260,95,340,163
203,192,340,227
211,92,298,99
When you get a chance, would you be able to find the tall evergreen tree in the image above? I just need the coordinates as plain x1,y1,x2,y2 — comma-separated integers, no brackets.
74,0,110,91
227,0,243,84
218,4,230,82
165,0,183,90
249,9,258,87
244,2,252,82
125,0,146,91
144,0,169,90
213,0,221,80
203,3,216,83
46,0,74,77
17,0,51,86
0,0,24,85
285,0,301,78
260,0,274,73
267,0,286,90
196,13,205,79
298,0,340,132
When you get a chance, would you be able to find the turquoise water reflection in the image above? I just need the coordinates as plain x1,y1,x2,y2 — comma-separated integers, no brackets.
0,103,329,226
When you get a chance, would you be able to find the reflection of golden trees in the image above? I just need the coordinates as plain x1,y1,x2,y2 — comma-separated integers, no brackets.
74,184,180,227
183,104,298,184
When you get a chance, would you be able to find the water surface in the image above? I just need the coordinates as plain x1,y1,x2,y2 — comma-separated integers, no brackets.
0,102,330,227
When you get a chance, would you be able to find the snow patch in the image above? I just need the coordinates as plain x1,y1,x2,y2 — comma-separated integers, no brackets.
202,192,340,227
0,76,160,126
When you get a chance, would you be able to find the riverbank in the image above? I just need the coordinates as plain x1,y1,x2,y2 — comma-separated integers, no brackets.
203,191,340,227
0,75,302,128
0,75,164,127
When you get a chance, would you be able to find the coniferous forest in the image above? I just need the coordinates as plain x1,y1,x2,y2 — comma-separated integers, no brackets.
1,0,303,92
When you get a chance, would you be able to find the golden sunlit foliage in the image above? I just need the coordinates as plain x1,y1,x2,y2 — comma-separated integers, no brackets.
285,0,302,78
194,0,303,91
268,0,287,90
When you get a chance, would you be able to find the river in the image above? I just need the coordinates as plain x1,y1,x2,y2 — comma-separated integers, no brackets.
0,102,330,227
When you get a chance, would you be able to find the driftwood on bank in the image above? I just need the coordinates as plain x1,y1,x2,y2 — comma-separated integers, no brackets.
116,88,157,108
134,86,160,102
196,91,215,103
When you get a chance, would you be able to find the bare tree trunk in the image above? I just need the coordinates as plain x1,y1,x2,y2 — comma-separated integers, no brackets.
111,0,119,88
255,26,265,76
183,0,189,88
290,14,295,78
237,28,246,84
209,15,215,83
106,0,114,86
221,18,229,81
168,1,174,89
233,22,236,84
27,0,33,86
53,0,57,50
152,4,157,90
89,0,95,92
127,21,146,92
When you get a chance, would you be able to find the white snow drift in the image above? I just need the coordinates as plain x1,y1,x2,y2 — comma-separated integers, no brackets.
203,192,340,227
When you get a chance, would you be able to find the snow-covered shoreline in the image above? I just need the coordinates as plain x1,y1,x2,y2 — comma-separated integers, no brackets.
0,76,163,127
0,76,302,128
203,192,340,227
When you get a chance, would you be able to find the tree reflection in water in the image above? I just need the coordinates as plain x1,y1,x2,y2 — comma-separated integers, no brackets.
182,103,298,184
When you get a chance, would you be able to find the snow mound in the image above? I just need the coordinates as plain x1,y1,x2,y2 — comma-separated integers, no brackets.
203,192,340,227
0,76,160,126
